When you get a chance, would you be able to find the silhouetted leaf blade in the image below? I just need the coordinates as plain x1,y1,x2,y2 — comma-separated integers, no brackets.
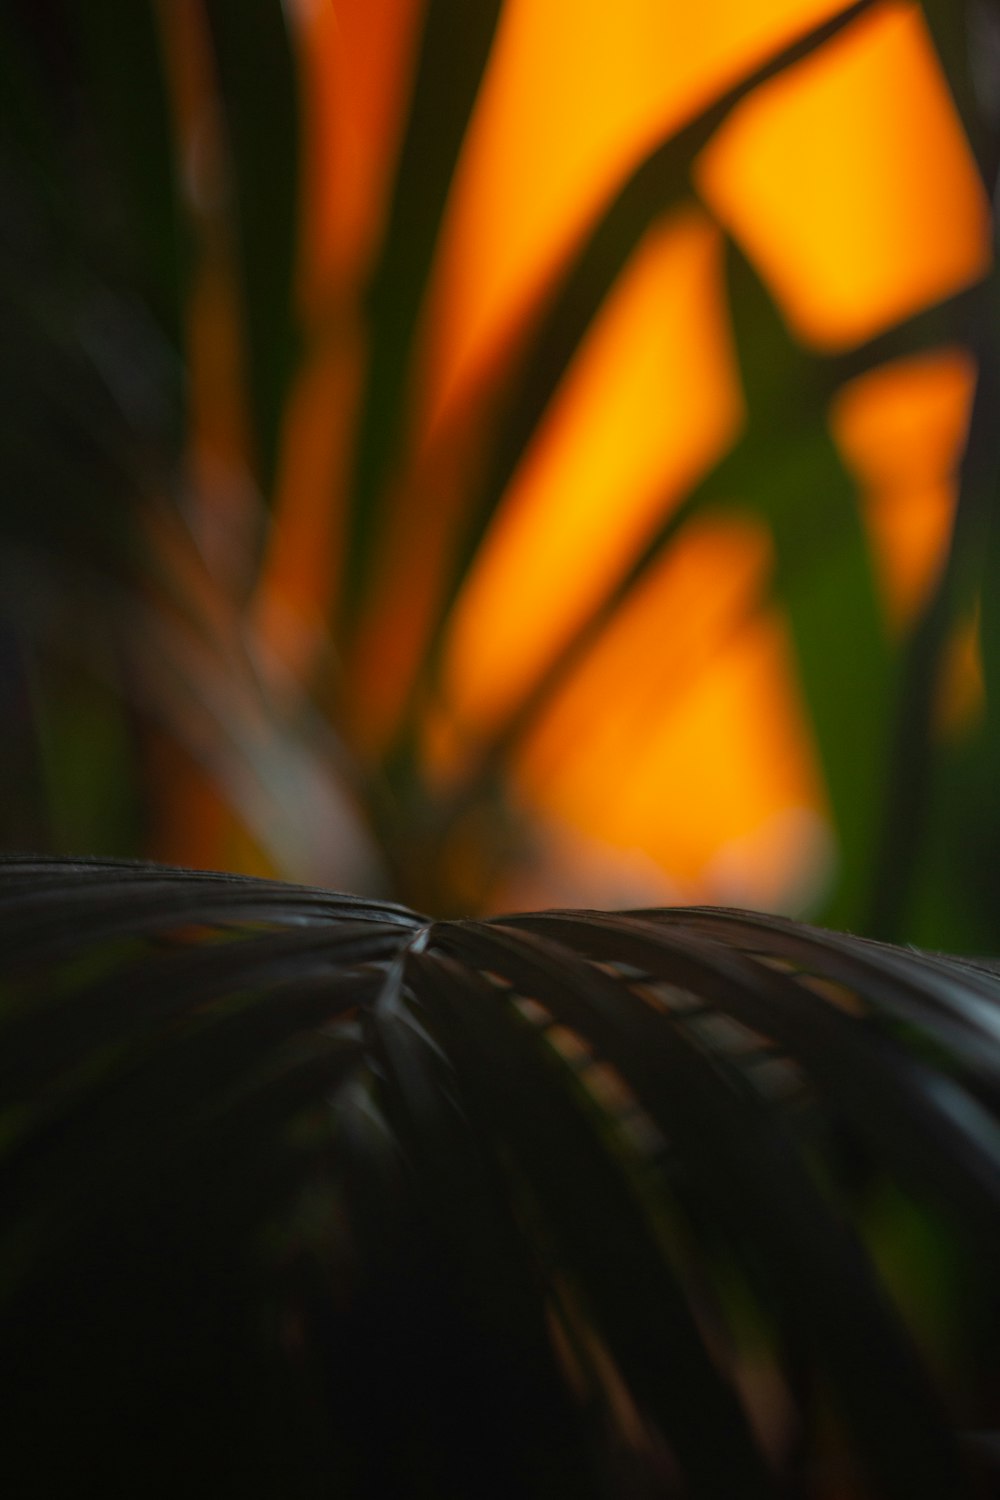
437,917,971,1499
408,944,774,1498
3,859,1000,1495
718,238,892,929
343,0,505,622
204,0,301,500
505,911,1000,1238
75,0,187,354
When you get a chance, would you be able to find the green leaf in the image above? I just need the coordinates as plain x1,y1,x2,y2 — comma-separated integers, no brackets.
869,271,1000,943
717,239,891,928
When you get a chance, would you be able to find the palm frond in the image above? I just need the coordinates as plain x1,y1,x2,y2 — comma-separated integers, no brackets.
3,858,999,1496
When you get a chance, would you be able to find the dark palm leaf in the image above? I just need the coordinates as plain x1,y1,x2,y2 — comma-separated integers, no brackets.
2,857,999,1497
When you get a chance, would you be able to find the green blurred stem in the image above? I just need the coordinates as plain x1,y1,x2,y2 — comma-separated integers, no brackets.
865,280,1000,941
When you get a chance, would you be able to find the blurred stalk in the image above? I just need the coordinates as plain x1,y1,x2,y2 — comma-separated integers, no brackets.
866,0,1000,941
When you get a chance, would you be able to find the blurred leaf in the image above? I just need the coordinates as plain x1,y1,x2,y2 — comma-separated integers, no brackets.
3,0,999,952
921,0,990,182
0,3,183,588
0,3,70,215
435,238,891,932
26,655,140,857
718,241,892,929
204,0,302,500
74,0,187,354
869,269,1000,944
343,0,506,623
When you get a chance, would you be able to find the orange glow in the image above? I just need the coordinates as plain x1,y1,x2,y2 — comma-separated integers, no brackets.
420,0,854,431
344,412,486,754
696,4,990,349
157,0,256,585
150,0,991,908
150,0,264,871
291,0,424,312
830,349,976,625
144,734,272,877
434,210,743,752
935,612,985,742
184,252,251,512
252,332,362,683
157,0,243,465
512,515,827,907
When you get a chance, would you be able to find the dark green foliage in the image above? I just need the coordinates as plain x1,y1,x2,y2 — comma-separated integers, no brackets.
2,858,1000,1496
203,0,301,500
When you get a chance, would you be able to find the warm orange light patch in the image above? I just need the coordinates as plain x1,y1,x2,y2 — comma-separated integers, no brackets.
144,734,269,877
512,514,827,908
829,348,976,625
291,0,424,313
434,210,743,754
157,0,256,589
252,332,362,684
184,252,252,526
696,3,990,349
419,0,855,431
935,611,985,743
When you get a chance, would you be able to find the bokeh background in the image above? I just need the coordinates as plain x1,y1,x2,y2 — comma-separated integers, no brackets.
2,0,999,944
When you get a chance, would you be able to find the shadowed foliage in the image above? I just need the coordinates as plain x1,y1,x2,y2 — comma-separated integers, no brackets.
2,856,1000,1496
